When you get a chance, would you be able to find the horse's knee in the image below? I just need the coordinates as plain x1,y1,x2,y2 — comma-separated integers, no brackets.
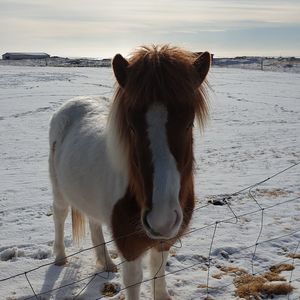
53,201,68,220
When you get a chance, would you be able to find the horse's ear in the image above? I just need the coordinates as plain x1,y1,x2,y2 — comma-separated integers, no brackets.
193,52,211,86
112,54,129,88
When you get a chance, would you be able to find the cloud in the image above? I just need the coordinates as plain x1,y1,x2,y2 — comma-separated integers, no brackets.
0,0,299,57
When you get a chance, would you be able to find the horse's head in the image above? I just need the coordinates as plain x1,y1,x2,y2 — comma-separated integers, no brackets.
111,45,210,240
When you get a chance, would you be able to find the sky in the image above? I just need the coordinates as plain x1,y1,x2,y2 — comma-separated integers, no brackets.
1,0,300,58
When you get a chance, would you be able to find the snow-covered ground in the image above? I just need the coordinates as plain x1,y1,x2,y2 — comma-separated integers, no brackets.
0,65,299,299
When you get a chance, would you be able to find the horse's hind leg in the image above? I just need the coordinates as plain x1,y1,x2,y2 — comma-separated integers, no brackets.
89,220,117,272
52,189,69,266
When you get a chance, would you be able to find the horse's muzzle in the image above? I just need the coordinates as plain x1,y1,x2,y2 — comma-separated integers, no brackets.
142,208,182,240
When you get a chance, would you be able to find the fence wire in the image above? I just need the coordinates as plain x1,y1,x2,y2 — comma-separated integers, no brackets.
0,161,299,299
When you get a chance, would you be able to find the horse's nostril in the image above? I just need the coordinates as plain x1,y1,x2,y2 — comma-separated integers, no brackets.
143,211,150,229
142,211,161,237
142,211,153,232
173,209,179,226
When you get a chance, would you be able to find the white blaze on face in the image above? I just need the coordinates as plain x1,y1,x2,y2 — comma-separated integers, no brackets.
145,103,182,238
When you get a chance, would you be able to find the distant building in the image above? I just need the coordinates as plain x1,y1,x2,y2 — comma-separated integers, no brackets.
2,52,50,60
101,58,112,67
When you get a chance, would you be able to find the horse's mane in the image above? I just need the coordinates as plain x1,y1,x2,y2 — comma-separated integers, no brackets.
108,45,209,168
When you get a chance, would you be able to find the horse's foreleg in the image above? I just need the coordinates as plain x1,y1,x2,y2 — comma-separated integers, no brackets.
89,220,117,272
53,194,69,266
122,256,143,300
150,248,172,300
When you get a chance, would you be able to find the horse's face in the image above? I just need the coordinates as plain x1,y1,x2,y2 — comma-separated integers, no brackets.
112,48,210,240
127,102,195,240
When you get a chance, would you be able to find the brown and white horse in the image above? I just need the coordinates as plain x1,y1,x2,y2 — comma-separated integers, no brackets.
49,45,210,300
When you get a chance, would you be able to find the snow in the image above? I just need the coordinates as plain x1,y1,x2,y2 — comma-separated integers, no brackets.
0,65,299,299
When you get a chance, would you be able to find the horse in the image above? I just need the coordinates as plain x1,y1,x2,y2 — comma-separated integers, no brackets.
49,45,210,300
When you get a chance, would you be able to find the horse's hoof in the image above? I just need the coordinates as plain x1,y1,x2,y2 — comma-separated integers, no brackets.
96,261,118,273
54,257,68,266
105,263,118,273
155,293,173,300
106,263,118,273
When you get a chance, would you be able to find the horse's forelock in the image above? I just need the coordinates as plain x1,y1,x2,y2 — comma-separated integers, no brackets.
112,45,209,130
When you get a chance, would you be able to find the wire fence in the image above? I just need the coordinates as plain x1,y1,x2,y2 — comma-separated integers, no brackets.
1,161,299,299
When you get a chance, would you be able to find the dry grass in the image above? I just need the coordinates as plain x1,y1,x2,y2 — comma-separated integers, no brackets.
102,283,120,297
218,265,247,275
212,273,222,279
287,253,300,259
212,263,295,299
234,274,267,300
197,284,208,289
263,271,285,282
234,273,293,299
269,263,294,273
262,282,293,295
257,188,288,198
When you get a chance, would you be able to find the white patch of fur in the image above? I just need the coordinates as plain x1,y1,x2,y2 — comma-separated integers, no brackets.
146,104,181,237
106,102,130,177
49,96,128,225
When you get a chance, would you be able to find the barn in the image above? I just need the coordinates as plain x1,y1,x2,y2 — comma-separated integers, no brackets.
2,52,50,60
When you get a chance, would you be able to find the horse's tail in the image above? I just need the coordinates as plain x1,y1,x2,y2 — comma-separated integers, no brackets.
71,207,86,244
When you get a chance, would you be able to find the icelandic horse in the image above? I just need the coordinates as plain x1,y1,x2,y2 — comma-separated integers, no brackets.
49,45,210,299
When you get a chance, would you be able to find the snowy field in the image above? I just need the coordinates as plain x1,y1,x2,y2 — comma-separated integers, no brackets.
0,65,299,299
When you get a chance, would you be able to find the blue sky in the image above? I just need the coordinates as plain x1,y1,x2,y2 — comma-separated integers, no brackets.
1,0,299,58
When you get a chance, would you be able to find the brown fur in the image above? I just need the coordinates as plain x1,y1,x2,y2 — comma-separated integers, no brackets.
112,185,195,260
111,45,210,260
